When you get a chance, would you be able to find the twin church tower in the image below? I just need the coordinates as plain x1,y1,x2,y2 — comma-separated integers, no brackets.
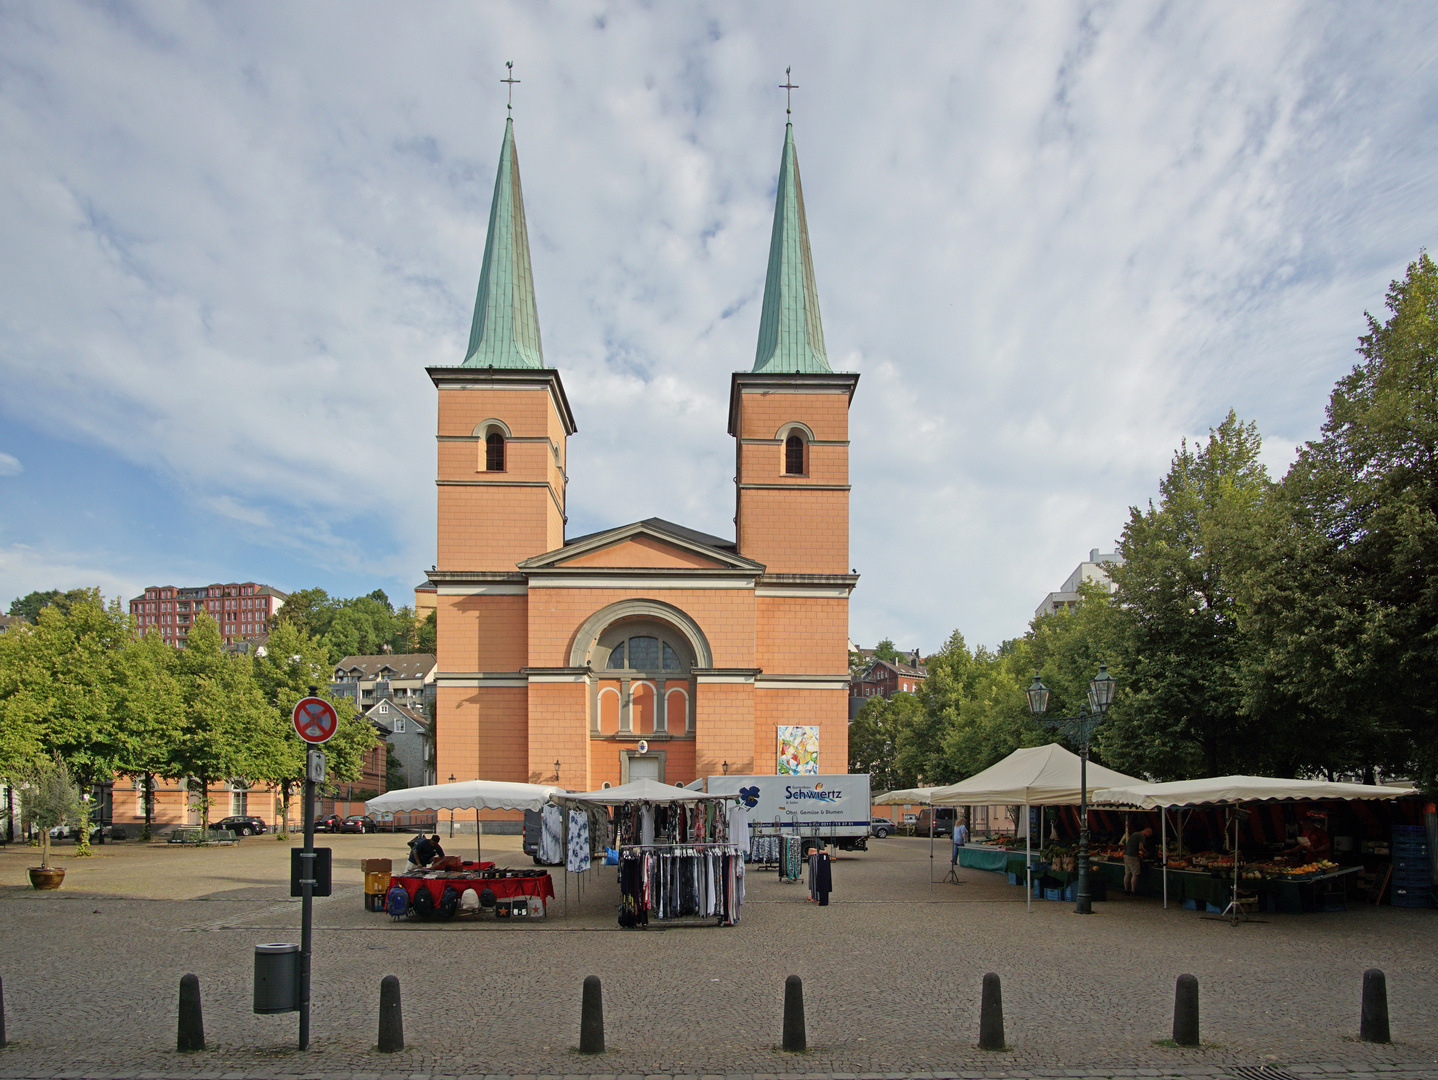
428,105,858,801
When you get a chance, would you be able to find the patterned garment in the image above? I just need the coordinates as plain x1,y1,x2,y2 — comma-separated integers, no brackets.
566,809,591,873
540,804,564,865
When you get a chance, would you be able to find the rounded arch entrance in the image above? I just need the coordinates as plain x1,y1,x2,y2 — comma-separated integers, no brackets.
574,599,708,785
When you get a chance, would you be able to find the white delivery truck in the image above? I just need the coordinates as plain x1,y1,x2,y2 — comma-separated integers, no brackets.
707,773,872,853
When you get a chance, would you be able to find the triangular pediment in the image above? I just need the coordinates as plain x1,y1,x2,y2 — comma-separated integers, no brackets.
520,519,764,572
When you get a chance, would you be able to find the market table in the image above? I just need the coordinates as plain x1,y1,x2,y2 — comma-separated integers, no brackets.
393,867,556,910
957,845,1012,872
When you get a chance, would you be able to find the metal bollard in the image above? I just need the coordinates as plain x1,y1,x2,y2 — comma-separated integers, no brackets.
1172,973,1199,1046
177,973,205,1053
579,975,604,1054
1360,968,1390,1043
378,975,404,1053
978,972,1005,1050
782,975,806,1053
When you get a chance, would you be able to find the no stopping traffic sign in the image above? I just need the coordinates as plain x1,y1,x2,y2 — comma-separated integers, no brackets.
292,696,338,743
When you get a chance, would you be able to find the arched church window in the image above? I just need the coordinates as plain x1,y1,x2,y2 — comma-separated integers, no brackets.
785,434,806,476
627,636,659,670
662,642,682,670
486,432,506,471
606,642,626,669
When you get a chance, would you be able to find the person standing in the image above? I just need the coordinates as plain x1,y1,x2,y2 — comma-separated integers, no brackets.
1123,826,1152,895
951,818,970,865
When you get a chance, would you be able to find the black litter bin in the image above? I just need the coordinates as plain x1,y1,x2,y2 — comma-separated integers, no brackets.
253,943,300,1014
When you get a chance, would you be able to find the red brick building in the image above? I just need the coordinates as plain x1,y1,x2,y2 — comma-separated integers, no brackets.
129,581,287,648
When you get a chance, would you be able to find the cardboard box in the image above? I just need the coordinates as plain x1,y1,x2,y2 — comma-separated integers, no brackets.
360,858,393,874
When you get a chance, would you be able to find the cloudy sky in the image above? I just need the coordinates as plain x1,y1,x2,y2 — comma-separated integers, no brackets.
2,2,1436,652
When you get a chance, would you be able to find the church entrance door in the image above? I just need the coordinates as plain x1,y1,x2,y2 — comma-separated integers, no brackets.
628,756,661,783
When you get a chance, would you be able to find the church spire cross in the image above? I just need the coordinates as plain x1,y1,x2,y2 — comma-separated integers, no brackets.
501,60,520,116
781,66,797,118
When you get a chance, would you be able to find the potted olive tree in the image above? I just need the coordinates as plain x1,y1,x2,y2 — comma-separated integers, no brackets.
21,756,82,889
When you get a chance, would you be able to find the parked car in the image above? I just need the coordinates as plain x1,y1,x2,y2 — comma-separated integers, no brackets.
902,813,918,825
870,818,897,839
316,813,343,833
338,815,377,834
88,824,130,842
915,807,957,837
215,815,268,836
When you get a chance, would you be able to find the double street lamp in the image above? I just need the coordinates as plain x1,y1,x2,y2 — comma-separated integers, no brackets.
1026,663,1117,915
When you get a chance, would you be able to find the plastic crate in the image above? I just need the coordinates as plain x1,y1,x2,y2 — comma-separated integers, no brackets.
1043,887,1063,901
1206,902,1224,914
1391,886,1435,908
1182,898,1198,911
1007,872,1019,886
1393,825,1427,837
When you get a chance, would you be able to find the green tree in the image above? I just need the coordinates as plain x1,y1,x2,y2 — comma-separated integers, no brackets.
1099,412,1274,779
19,755,83,869
873,638,899,663
276,587,335,640
415,609,437,655
1244,253,1438,785
111,628,183,840
0,591,126,788
169,613,273,835
848,694,912,791
251,619,378,833
7,588,93,623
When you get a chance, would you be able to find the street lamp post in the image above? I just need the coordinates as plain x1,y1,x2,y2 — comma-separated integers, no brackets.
1026,663,1117,915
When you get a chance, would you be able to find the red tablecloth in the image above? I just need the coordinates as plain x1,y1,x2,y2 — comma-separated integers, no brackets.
394,870,555,907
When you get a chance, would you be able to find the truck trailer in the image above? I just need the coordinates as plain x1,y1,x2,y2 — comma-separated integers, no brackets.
707,773,872,853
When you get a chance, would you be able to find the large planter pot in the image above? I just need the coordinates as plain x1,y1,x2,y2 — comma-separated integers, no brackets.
29,866,65,890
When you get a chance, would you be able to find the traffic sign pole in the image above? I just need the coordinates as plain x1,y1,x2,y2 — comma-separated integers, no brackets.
299,745,314,1050
291,686,336,1051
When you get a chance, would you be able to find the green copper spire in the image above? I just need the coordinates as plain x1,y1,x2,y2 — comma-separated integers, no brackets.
752,123,829,374
463,117,544,369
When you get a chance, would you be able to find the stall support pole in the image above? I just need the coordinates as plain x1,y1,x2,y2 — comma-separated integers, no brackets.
929,812,934,894
1162,809,1168,910
475,809,481,865
1025,801,1031,913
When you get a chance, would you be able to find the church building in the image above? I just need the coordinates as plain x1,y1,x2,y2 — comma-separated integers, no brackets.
429,111,858,804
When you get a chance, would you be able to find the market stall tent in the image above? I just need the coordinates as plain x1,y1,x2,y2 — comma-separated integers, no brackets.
367,779,563,864
928,744,1145,910
873,787,937,805
367,778,562,813
558,777,736,805
1090,775,1420,913
1091,776,1419,808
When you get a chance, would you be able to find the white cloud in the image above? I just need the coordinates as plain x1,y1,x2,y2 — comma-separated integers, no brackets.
2,3,1436,648
0,452,20,477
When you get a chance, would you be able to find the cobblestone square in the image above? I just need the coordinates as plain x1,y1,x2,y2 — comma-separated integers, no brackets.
0,834,1434,1080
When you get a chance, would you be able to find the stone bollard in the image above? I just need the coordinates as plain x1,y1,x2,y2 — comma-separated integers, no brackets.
782,975,806,1053
378,975,404,1053
177,973,205,1053
1360,968,1390,1044
1172,973,1199,1046
579,975,604,1054
978,972,1005,1050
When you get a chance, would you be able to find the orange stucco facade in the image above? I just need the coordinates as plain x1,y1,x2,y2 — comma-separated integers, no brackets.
427,366,859,804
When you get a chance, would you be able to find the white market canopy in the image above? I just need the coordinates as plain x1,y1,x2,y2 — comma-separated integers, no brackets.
873,787,938,806
929,743,1144,807
1092,775,1421,809
366,779,562,814
558,777,738,806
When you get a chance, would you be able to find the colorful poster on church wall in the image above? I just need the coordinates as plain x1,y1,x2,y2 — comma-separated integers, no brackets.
777,725,820,775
